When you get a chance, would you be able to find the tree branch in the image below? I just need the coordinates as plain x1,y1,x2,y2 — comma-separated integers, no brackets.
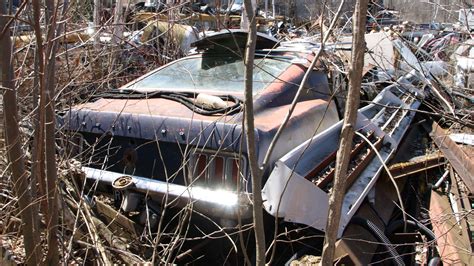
320,0,368,264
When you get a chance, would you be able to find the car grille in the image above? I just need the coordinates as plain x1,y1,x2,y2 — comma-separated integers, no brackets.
76,132,247,190
80,133,188,185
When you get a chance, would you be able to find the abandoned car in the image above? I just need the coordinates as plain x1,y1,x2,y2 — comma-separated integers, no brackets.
59,30,435,264
61,30,347,233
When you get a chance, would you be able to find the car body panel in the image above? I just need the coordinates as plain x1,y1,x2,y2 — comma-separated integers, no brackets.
61,30,344,220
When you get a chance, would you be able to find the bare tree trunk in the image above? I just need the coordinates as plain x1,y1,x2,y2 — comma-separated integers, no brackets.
243,0,266,265
43,0,68,264
29,8,40,193
241,0,256,30
216,0,221,30
93,0,103,79
272,0,276,18
0,3,41,265
32,0,48,218
320,0,368,264
112,0,125,43
110,0,124,74
93,0,101,45
288,0,296,20
265,0,268,16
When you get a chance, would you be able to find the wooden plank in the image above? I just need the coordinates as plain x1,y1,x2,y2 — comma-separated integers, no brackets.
94,198,141,238
334,239,363,265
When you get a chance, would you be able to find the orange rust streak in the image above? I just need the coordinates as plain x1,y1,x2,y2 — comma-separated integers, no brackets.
429,191,473,265
253,99,329,131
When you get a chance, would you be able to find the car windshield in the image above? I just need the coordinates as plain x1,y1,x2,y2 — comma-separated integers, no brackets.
125,55,292,93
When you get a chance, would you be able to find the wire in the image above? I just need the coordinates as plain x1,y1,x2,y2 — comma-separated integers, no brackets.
350,216,405,266
385,219,436,241
92,90,243,116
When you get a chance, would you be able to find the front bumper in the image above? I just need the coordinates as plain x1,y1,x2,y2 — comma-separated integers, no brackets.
82,167,253,219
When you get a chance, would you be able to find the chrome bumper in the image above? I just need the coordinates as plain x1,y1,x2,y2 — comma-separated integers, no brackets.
82,167,253,219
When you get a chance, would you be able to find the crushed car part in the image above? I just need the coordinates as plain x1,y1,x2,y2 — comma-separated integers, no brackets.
262,69,424,236
430,121,474,194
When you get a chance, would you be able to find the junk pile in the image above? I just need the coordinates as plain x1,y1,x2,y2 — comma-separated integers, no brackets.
284,29,473,264
2,4,473,265
55,29,473,264
24,6,470,263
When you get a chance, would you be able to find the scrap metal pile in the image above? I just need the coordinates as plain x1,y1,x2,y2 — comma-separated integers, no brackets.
56,29,472,264
1,3,473,265
265,32,473,264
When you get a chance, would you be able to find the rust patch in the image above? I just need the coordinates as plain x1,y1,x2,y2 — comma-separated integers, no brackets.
431,122,474,194
429,191,473,265
253,99,330,131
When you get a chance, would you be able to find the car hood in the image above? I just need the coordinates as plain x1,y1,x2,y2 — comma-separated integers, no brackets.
63,95,338,165
73,97,240,123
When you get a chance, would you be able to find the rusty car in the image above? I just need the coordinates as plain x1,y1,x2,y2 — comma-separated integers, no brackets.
60,30,347,262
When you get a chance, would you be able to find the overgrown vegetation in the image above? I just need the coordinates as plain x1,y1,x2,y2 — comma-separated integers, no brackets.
1,1,473,265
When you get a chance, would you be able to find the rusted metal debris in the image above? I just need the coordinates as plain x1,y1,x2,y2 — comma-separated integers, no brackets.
430,121,474,194
262,66,423,236
429,190,473,265
388,153,446,179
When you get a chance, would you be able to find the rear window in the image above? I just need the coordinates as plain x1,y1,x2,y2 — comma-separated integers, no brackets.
125,55,291,93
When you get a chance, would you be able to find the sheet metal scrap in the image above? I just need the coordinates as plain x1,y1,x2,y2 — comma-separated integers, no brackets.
430,190,473,265
392,39,455,115
262,69,424,236
430,122,474,194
